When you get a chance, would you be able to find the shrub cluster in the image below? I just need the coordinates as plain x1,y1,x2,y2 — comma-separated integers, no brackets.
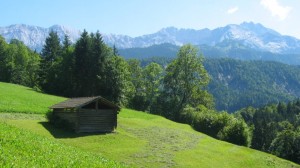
181,105,251,146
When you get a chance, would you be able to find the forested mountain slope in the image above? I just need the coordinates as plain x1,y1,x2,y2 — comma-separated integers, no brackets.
137,57,300,112
204,59,300,112
119,43,300,65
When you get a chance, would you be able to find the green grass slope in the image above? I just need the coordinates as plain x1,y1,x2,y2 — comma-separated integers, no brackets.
0,122,123,168
0,82,66,114
0,82,299,168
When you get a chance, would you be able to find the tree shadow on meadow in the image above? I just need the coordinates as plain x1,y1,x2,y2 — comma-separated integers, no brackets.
26,88,43,93
39,121,109,139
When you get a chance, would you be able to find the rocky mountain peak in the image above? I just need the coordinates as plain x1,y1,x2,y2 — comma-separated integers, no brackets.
1,22,300,54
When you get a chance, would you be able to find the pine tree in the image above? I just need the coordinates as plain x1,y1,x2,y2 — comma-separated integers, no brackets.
74,30,108,96
56,35,75,96
91,31,107,96
41,31,61,65
63,34,71,50
74,30,92,96
39,31,62,93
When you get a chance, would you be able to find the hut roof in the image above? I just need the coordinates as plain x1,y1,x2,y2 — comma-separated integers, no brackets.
50,96,120,110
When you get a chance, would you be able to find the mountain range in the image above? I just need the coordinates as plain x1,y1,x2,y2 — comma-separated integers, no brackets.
113,22,300,54
1,22,300,58
0,24,80,51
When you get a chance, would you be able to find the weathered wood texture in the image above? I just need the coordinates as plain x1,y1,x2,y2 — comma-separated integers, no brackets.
53,111,77,124
77,109,117,133
50,96,119,133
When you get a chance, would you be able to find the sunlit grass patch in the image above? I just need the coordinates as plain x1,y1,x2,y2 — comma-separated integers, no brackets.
0,82,66,114
0,121,124,167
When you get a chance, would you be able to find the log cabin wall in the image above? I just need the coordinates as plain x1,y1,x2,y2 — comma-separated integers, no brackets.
76,109,117,133
53,109,77,124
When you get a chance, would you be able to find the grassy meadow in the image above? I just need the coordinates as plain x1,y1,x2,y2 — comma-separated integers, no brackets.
0,82,299,168
0,122,123,168
0,82,66,114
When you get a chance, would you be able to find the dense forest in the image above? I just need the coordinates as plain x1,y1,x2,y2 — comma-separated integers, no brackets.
205,59,300,112
0,31,299,164
236,101,300,163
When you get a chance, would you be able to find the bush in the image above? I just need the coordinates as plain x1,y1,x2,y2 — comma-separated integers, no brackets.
217,119,251,146
181,105,251,146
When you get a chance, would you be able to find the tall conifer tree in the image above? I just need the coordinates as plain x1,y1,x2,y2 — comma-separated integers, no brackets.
74,30,92,96
39,31,62,93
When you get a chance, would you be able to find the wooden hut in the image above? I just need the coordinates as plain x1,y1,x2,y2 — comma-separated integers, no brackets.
49,96,120,133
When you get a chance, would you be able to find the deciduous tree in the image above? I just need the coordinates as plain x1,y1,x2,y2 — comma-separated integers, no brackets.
158,44,213,120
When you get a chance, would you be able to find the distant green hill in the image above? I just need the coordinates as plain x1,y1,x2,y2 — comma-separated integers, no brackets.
0,82,299,167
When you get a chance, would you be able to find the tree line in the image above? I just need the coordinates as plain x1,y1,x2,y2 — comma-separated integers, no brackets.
38,30,135,106
236,101,300,164
0,36,40,87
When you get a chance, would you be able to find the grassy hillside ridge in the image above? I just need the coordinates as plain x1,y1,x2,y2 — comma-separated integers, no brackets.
0,82,66,114
0,82,299,167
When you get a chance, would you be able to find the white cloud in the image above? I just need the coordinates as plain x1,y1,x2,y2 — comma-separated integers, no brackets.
227,7,239,14
260,0,292,20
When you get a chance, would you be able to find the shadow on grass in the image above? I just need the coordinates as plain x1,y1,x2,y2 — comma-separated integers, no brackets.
39,121,109,138
26,88,44,93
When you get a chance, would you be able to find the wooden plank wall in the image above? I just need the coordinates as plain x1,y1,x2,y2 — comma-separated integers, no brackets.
77,109,117,133
54,111,77,124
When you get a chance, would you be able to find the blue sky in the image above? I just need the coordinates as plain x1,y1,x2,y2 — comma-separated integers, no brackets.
1,0,300,38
